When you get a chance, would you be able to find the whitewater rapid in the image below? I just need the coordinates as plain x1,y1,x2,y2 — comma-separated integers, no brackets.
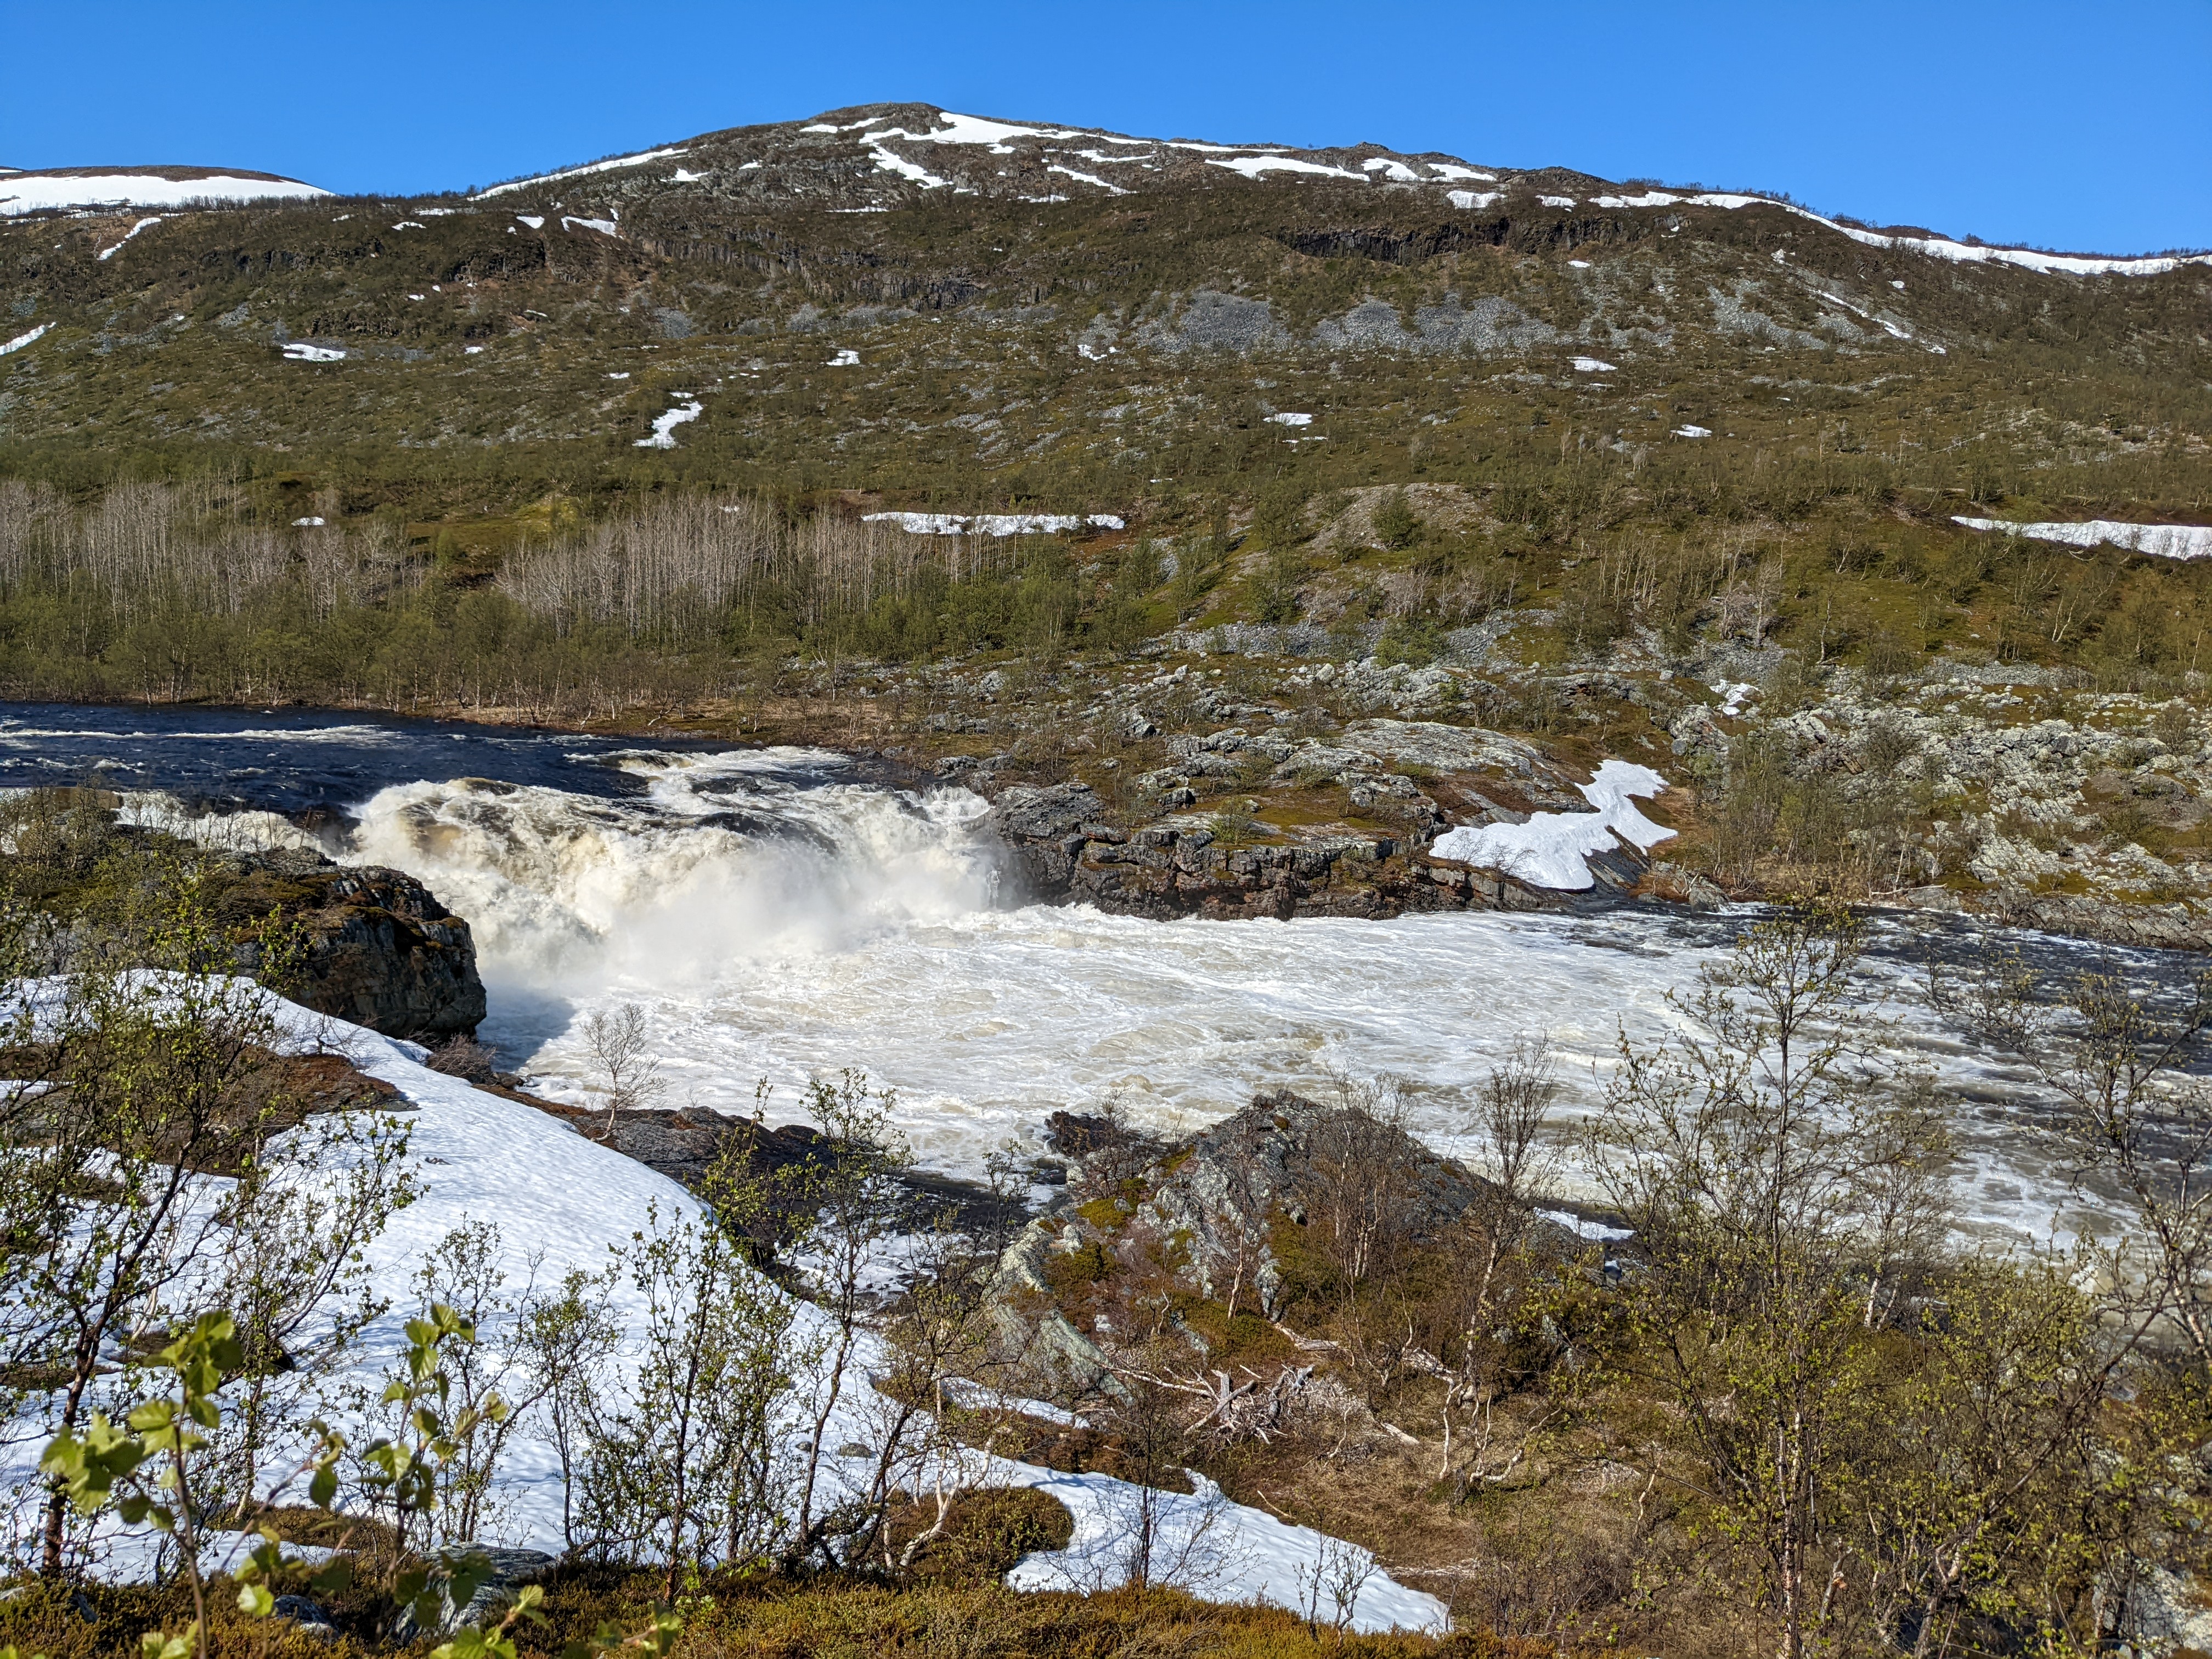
323,748,2101,1246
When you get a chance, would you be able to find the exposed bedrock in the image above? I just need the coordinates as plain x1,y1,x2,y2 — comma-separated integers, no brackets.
985,778,1620,920
211,847,488,1042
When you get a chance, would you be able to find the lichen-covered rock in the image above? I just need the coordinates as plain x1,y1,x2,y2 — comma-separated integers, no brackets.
1130,1089,1500,1317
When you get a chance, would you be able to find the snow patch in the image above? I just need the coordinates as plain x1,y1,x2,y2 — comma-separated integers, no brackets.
514,213,544,229
1953,516,2212,563
1571,357,1616,373
1447,189,1501,210
883,112,1089,148
1429,759,1674,890
560,215,619,236
1673,424,1711,438
1208,155,1368,182
635,399,703,448
1265,412,1313,426
1,322,52,357
280,342,345,362
1813,289,1911,339
1581,187,2210,278
1538,194,1576,208
863,512,1126,536
1362,158,1422,182
94,215,161,260
1047,164,1128,194
475,145,690,199
866,145,950,189
827,347,861,367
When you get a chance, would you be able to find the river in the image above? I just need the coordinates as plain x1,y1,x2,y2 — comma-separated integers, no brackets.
4,700,2188,1247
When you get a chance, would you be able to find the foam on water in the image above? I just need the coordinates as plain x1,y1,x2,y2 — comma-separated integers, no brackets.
312,752,2105,1245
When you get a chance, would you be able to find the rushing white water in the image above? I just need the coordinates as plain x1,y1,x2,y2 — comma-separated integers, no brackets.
321,749,2106,1246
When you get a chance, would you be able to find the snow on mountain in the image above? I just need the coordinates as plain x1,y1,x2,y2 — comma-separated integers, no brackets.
1581,187,2212,278
0,166,330,217
13,106,2199,280
472,144,695,199
619,107,2197,279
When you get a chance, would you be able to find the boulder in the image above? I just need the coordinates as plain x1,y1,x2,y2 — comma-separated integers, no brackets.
1132,1090,1499,1317
211,848,487,1042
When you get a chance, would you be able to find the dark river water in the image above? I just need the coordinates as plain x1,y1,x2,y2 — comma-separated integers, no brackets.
0,700,751,820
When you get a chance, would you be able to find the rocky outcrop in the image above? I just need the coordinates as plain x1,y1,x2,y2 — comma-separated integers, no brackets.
1123,1090,1502,1317
208,848,486,1042
986,780,1571,920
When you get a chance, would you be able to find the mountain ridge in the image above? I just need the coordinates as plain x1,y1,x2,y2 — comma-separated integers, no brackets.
9,104,2204,270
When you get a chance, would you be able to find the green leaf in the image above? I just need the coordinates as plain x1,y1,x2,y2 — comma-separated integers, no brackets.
236,1584,274,1618
309,1558,355,1596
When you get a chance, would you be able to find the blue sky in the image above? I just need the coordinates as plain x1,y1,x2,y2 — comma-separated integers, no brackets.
5,1,2208,255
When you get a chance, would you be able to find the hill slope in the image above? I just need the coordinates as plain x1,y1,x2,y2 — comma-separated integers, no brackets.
1,103,2206,506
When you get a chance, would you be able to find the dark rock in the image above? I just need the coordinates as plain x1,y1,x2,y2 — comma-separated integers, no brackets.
1977,888,2212,954
272,1594,337,1643
211,847,487,1041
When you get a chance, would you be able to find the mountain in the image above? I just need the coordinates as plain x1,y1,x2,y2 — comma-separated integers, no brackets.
465,103,2207,277
0,103,2209,948
1,101,2207,492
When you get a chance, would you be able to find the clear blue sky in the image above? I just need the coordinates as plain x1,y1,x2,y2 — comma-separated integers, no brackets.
6,1,2208,256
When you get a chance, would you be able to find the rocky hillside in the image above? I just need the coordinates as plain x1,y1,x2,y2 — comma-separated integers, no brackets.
3,103,2206,498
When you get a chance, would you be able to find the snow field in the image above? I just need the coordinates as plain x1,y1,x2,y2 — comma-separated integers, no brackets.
0,172,329,216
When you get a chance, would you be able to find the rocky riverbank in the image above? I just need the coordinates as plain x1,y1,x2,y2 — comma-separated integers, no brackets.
210,847,488,1042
